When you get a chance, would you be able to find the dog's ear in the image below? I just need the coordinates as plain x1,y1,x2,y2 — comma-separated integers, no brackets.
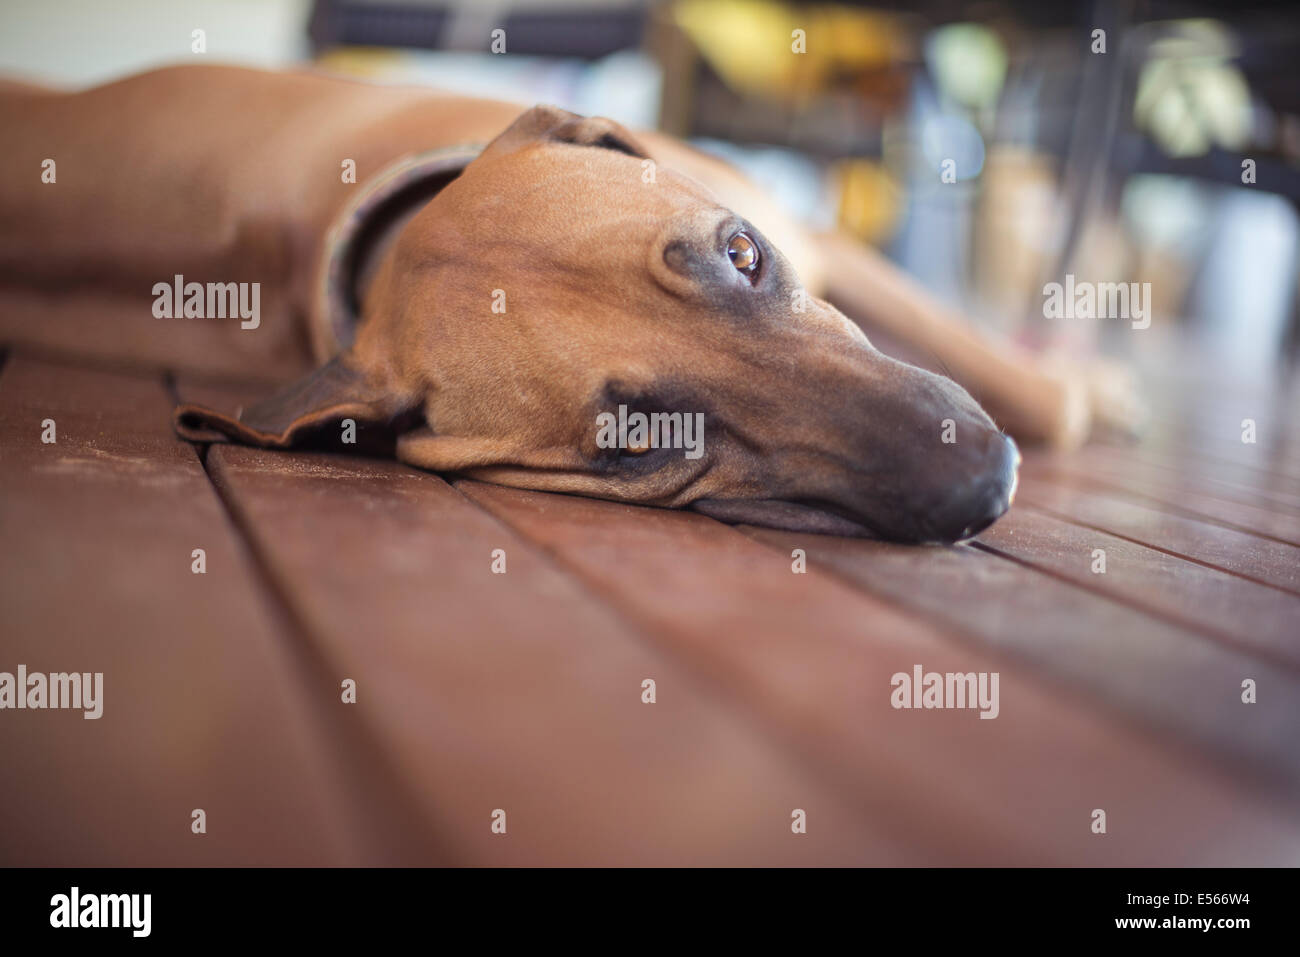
485,104,651,160
173,354,419,451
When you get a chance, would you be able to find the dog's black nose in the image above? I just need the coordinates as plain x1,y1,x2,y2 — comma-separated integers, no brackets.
928,434,1020,543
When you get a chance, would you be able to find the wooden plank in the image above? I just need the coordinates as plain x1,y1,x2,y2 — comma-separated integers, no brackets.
1054,443,1300,517
1024,450,1300,546
1147,419,1300,475
179,406,910,865
0,356,367,865
1019,481,1300,593
977,506,1300,670
740,519,1300,793
459,480,1300,864
1131,433,1300,487
1133,368,1300,478
1093,413,1300,506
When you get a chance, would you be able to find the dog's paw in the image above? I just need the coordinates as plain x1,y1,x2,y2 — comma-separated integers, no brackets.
1039,353,1147,444
1083,356,1148,440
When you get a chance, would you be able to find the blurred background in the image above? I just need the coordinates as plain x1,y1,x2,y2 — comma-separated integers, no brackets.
3,0,1298,387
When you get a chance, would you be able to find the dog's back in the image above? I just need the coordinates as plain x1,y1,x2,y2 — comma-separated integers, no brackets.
0,64,819,381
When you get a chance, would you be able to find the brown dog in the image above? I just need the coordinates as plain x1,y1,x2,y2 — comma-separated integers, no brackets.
0,64,1082,543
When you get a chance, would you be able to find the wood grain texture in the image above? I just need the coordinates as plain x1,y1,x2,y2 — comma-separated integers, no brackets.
978,505,1300,669
459,480,1300,865
0,356,364,864
189,430,907,865
1025,448,1300,546
1017,481,1300,593
739,518,1300,794
4,354,1297,866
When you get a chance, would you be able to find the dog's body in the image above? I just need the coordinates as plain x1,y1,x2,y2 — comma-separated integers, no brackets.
1,64,1106,542
0,66,822,379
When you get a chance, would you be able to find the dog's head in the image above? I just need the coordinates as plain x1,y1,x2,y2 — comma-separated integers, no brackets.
176,106,1018,543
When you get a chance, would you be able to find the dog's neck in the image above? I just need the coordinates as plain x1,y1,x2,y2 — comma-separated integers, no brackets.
352,202,424,320
313,146,482,362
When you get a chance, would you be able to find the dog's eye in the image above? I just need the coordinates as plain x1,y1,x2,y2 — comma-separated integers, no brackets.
726,231,760,278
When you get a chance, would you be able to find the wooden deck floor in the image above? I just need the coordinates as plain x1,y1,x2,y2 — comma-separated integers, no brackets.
2,347,1298,865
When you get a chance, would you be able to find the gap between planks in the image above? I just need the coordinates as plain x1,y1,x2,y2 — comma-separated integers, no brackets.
728,515,1300,799
1025,454,1300,547
454,478,1300,858
161,375,458,865
175,380,926,863
170,364,1300,862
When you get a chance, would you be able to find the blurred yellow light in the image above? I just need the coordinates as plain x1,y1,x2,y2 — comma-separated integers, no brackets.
673,0,906,100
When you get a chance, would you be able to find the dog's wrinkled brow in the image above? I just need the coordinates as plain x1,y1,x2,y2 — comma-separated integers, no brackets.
600,376,703,407
662,211,743,277
590,132,644,158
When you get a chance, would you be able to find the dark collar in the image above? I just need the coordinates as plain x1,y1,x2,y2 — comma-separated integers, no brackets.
313,144,483,359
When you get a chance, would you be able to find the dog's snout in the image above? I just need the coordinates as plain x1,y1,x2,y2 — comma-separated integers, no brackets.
927,433,1020,543
685,339,1025,545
